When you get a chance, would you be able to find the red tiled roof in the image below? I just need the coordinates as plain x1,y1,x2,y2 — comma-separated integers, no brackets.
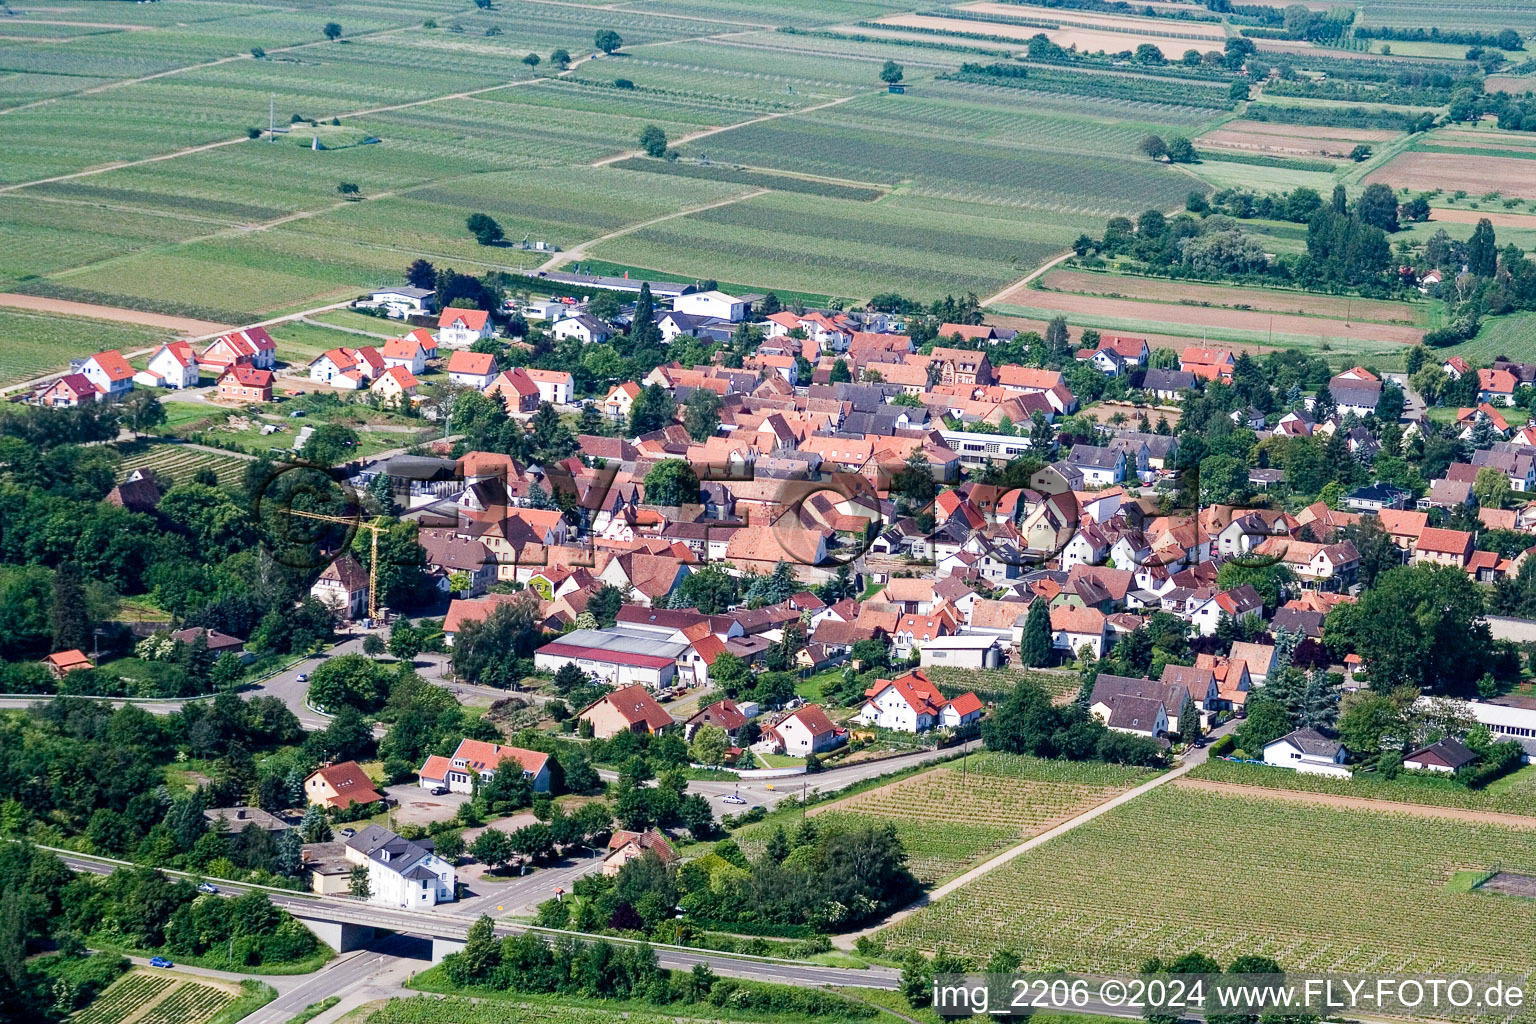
449,738,549,777
447,350,496,375
88,350,134,381
309,760,383,807
590,684,676,729
944,691,984,717
440,308,490,330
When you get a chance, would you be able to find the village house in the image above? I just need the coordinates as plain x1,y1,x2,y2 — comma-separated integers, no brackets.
525,368,575,405
446,350,497,388
763,704,845,755
200,328,276,372
139,341,200,389
367,286,436,318
576,682,677,738
371,365,420,406
1403,737,1479,773
855,669,984,733
38,374,97,408
485,367,540,415
217,365,273,403
674,289,747,322
1412,527,1475,569
683,698,753,743
418,738,551,794
343,824,455,908
381,336,429,374
1263,729,1349,777
304,761,385,809
309,348,371,389
76,350,135,401
552,313,614,345
43,649,92,678
438,308,493,347
1051,604,1108,659
603,829,678,876
310,554,369,621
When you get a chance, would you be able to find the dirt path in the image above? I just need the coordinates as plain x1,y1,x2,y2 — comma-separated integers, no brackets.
589,92,858,169
982,248,1074,307
0,293,232,334
1175,777,1536,829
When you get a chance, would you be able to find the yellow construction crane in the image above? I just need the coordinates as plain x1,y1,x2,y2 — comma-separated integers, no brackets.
284,508,389,621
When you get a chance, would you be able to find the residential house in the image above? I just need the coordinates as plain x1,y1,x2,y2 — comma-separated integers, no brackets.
1065,445,1125,487
552,314,614,345
856,669,984,732
577,683,677,738
1189,584,1264,636
1345,482,1409,512
1412,527,1475,568
604,382,641,422
310,554,369,621
1090,693,1167,738
525,368,574,405
344,824,455,908
684,699,752,743
1141,368,1195,400
765,705,844,755
217,365,273,403
106,468,162,514
141,342,200,389
370,365,420,406
438,308,493,347
381,336,429,374
1403,737,1479,773
200,328,276,372
43,649,92,678
1051,604,1108,659
1262,729,1349,777
484,367,539,415
1478,368,1518,406
929,346,993,386
304,761,384,809
1228,640,1277,686
603,829,678,876
1180,347,1234,381
446,350,497,388
38,374,97,407
76,350,135,400
309,348,371,390
417,738,551,794
1376,508,1427,551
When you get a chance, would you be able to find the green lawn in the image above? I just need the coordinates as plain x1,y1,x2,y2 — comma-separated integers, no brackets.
796,667,844,702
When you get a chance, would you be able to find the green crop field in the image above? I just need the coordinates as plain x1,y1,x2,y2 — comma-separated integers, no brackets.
1190,759,1536,818
881,785,1536,974
0,307,166,388
73,970,238,1024
739,754,1155,884
116,441,253,488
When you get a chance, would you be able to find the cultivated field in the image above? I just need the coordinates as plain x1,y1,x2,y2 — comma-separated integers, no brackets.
73,969,240,1024
992,284,1428,345
1195,119,1398,161
1365,150,1536,201
881,785,1536,973
766,753,1154,884
1428,206,1536,229
116,441,253,488
872,11,1226,55
1040,270,1432,326
0,306,166,388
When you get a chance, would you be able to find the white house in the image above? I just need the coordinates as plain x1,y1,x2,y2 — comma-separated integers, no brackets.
1051,604,1108,659
445,350,497,389
381,336,429,375
674,290,747,323
343,824,455,908
551,314,613,345
76,350,135,401
525,368,574,406
367,286,436,318
767,705,844,755
1090,694,1166,738
438,308,493,347
1403,737,1479,773
1263,728,1349,777
1065,445,1125,487
310,555,369,621
309,348,370,390
854,670,984,733
418,738,551,794
140,342,200,389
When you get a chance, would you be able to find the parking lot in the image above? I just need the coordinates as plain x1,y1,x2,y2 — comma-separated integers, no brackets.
383,782,470,827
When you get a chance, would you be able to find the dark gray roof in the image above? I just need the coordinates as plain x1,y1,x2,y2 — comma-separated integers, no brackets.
1092,674,1187,718
1271,728,1341,758
1142,368,1195,391
1066,444,1121,470
1103,694,1165,732
1405,736,1479,769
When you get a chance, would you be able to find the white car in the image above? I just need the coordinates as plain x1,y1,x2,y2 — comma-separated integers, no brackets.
721,794,747,805
197,882,218,894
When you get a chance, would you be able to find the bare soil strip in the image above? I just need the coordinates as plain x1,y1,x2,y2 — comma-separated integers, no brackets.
1428,206,1536,229
1366,150,1536,202
1175,777,1536,829
1041,269,1428,325
0,294,231,334
991,288,1424,344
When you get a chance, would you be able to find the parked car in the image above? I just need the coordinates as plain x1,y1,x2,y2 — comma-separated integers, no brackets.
339,828,355,838
149,957,174,969
430,786,448,796
197,882,218,894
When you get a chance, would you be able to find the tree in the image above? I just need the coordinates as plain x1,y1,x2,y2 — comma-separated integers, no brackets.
1356,182,1400,232
471,827,514,870
1166,136,1197,163
301,422,360,466
122,390,166,436
466,213,504,246
1327,564,1490,693
1135,43,1165,64
639,124,667,158
323,22,342,41
690,724,729,767
1467,217,1498,277
683,387,720,442
901,949,933,1008
641,459,700,507
628,383,676,436
1349,144,1372,162
399,260,436,292
1020,598,1053,667
348,864,371,899
550,48,570,68
830,358,852,383
879,60,904,84
553,662,588,693
50,560,91,654
452,599,541,687
594,29,623,53
1474,466,1511,509
336,182,361,199
388,621,423,660
1179,695,1200,742
1140,135,1168,161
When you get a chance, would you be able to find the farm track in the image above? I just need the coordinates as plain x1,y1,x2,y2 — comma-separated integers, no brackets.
538,188,773,271
1174,777,1536,828
0,294,230,334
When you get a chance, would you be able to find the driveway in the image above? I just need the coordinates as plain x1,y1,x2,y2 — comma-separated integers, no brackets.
383,783,469,827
